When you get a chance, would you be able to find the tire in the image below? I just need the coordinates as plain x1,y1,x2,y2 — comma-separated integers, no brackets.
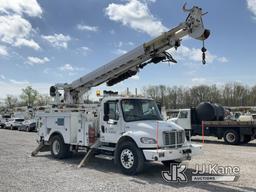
50,135,69,159
116,141,144,175
224,129,240,145
162,160,182,167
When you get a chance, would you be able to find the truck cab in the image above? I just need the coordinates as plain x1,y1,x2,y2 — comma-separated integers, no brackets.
100,97,164,146
170,109,192,130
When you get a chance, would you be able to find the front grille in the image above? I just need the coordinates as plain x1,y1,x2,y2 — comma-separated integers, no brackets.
163,130,185,148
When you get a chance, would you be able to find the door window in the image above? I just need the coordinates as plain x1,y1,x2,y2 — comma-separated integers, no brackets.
106,101,119,120
179,111,188,118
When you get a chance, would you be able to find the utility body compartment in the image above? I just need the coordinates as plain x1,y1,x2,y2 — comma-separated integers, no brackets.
37,112,97,147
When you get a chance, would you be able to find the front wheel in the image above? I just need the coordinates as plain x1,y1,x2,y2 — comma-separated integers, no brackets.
116,141,144,175
50,135,69,159
224,129,240,145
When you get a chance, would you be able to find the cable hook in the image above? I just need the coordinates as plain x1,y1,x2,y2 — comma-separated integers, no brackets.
201,40,207,65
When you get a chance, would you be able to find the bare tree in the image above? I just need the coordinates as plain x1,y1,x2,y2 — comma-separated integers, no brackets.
142,83,256,109
5,95,18,109
20,86,39,107
36,94,52,106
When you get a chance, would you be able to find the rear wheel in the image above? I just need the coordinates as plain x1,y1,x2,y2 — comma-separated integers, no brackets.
50,135,69,159
116,141,144,175
224,129,240,145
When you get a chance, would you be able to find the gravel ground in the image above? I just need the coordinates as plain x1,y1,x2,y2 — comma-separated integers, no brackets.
0,129,256,192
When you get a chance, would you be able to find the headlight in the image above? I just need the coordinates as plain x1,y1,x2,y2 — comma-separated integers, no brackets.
140,137,156,144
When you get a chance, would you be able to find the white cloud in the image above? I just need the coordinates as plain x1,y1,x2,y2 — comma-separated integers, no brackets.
105,0,167,37
77,24,98,32
247,0,256,17
0,74,5,80
0,1,42,50
58,64,85,76
59,64,75,72
191,77,207,85
114,49,127,55
116,41,134,48
81,46,90,51
110,29,115,35
128,41,134,46
168,46,228,64
0,0,42,17
14,38,40,50
27,56,50,65
0,14,32,44
41,33,71,48
9,79,29,84
79,46,91,55
217,57,228,63
0,45,7,56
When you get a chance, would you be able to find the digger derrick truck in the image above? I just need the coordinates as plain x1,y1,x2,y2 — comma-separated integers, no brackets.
33,4,210,175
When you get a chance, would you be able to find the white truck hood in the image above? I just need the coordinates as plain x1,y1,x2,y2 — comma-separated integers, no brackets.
126,120,183,133
124,120,185,147
127,120,183,131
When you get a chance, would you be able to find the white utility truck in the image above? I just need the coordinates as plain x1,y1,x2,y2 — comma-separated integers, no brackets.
33,4,210,175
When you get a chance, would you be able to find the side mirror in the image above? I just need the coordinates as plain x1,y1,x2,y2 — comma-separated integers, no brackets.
103,115,109,122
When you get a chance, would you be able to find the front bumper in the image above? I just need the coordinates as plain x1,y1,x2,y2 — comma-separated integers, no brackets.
142,144,202,161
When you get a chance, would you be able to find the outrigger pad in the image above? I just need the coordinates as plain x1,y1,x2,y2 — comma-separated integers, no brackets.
31,142,49,156
77,148,95,168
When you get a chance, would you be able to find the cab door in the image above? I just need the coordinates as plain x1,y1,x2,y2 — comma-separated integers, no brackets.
100,100,122,143
176,109,191,130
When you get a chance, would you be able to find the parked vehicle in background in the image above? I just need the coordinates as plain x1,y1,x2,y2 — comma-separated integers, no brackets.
18,119,36,132
0,115,12,128
238,114,256,122
169,102,256,145
5,118,25,130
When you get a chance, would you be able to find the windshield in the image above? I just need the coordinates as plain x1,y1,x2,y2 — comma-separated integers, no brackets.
121,99,162,122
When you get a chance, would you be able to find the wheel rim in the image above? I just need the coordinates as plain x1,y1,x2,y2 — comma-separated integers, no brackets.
226,132,235,143
120,149,134,169
52,140,61,155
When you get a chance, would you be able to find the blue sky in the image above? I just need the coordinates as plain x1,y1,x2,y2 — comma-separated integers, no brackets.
0,0,256,99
